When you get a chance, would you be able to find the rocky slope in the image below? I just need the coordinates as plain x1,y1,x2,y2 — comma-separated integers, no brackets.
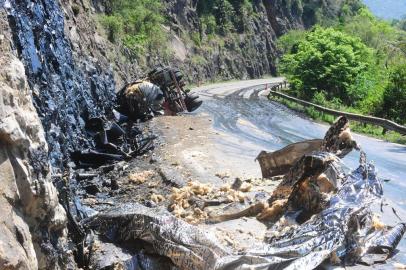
144,0,352,82
0,0,354,269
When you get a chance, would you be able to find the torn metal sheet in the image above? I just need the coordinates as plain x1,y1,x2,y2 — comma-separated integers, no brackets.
256,139,323,178
216,154,402,270
256,116,357,178
84,204,228,270
83,151,405,270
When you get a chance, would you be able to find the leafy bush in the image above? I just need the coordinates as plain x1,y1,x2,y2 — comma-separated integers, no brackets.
190,55,208,65
339,9,400,63
100,15,123,43
276,29,307,54
197,0,254,35
213,0,235,35
280,27,373,105
380,64,406,124
200,15,217,35
100,0,166,54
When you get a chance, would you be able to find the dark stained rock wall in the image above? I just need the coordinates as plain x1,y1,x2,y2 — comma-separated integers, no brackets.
6,0,116,170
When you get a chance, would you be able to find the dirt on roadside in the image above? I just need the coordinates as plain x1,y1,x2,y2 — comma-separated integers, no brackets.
150,114,265,186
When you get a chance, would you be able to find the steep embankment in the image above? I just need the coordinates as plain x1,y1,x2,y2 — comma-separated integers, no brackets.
0,7,69,269
94,0,355,82
0,0,354,269
166,0,360,81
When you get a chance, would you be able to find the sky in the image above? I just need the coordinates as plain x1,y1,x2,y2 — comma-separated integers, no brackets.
363,0,406,19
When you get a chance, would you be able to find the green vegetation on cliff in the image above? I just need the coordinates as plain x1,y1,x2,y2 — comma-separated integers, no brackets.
97,0,361,68
197,0,254,35
99,0,167,54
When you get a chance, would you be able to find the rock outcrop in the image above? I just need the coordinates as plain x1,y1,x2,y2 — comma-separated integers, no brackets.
0,9,69,269
6,0,117,169
163,0,280,82
142,0,350,82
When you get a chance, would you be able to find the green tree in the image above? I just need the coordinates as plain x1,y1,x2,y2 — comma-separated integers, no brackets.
280,27,373,105
340,8,399,65
200,15,217,35
380,64,406,124
276,29,307,54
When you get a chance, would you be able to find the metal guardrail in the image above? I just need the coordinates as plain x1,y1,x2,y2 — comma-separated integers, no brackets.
267,83,406,135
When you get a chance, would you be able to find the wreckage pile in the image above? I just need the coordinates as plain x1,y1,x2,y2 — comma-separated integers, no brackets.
26,106,399,269
77,116,405,270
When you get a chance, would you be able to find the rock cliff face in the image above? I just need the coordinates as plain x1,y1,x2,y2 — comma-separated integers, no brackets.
6,0,118,170
147,0,347,83
0,9,69,269
163,0,285,82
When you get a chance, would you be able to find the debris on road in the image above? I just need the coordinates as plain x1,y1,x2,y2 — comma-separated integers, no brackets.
128,170,155,184
150,193,165,204
116,67,203,122
65,113,404,270
168,180,252,224
148,67,202,115
215,172,231,179
256,116,358,178
256,139,323,178
83,146,405,270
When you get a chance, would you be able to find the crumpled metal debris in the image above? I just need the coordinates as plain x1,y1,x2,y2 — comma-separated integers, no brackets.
84,204,228,270
256,116,358,178
83,151,405,270
78,117,404,270
71,116,156,167
256,139,323,178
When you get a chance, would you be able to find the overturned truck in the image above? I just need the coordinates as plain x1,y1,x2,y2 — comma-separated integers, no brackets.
116,66,203,122
71,66,203,167
80,116,405,270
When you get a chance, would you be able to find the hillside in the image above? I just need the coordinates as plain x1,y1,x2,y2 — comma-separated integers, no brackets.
363,0,406,19
94,0,363,85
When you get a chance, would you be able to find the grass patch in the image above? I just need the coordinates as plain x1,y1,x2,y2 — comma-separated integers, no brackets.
98,0,168,55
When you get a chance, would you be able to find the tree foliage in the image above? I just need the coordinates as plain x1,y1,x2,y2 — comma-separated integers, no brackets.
380,64,406,124
278,6,406,123
338,8,406,67
280,27,373,105
100,0,166,54
197,0,253,35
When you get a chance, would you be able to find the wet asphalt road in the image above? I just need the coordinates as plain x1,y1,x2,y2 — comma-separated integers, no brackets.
192,79,406,264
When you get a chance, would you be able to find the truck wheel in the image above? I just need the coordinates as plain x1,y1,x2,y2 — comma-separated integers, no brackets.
185,95,203,112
